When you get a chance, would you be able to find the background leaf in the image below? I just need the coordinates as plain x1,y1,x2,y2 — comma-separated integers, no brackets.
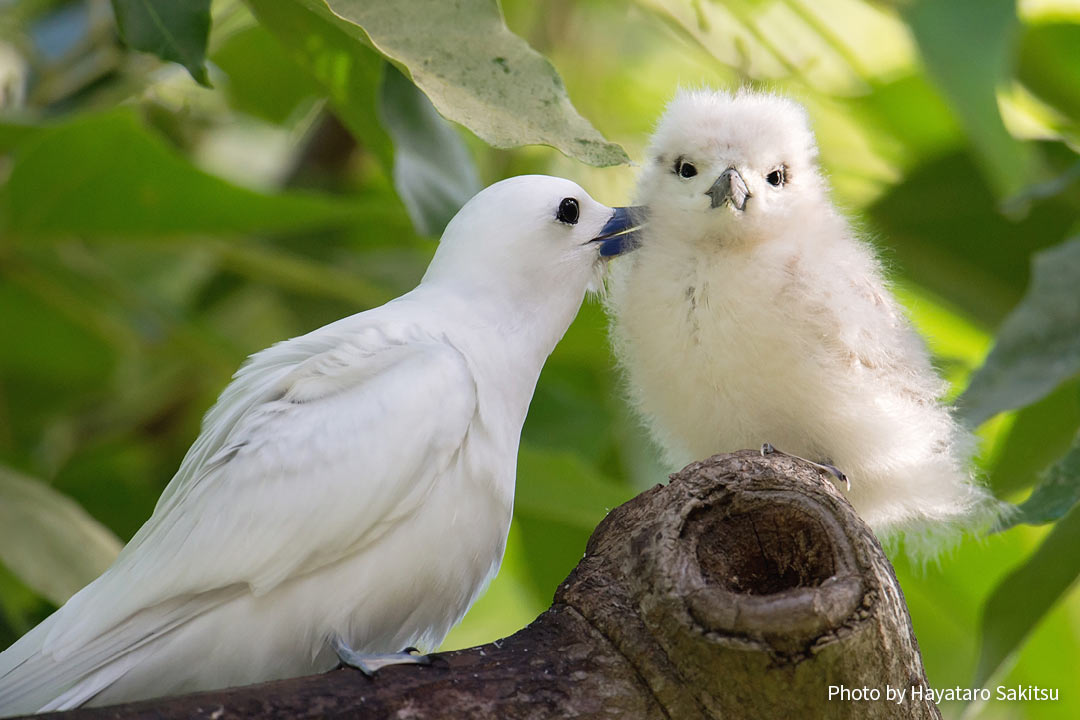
974,505,1080,686
0,466,121,607
210,24,321,125
377,63,481,237
515,445,633,531
1,110,361,237
958,237,1080,427
903,0,1041,199
319,0,629,166
245,0,394,169
1001,432,1080,528
111,0,212,87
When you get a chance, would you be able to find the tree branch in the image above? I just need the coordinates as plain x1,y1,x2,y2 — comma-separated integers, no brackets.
35,450,940,719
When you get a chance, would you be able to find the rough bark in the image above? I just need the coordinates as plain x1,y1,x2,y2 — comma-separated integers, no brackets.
34,450,940,719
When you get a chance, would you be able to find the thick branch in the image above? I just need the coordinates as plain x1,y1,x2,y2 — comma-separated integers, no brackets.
35,451,939,719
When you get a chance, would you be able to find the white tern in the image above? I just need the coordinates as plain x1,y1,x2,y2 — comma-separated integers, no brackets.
0,175,641,714
606,89,994,546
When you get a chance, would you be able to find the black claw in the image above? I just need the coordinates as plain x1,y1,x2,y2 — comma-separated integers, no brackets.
758,442,850,491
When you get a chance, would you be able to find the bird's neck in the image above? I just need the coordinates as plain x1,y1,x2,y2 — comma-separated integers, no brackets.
411,282,584,417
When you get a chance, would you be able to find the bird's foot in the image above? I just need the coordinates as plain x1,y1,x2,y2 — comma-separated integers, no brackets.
760,443,850,492
331,636,434,676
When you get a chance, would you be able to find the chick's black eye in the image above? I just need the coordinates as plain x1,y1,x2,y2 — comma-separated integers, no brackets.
556,197,580,225
674,158,697,179
766,166,786,187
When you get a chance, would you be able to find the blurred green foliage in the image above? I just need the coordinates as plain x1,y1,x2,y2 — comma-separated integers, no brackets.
1,1,1079,717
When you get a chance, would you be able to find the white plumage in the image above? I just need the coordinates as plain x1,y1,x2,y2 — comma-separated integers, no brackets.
0,175,638,714
606,89,994,545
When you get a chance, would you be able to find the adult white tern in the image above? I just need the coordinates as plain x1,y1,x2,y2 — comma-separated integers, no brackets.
606,89,995,548
0,175,641,714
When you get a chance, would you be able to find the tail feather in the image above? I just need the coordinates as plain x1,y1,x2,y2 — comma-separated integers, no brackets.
0,612,64,716
0,589,230,716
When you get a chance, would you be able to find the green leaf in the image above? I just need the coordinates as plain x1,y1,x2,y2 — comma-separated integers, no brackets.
974,504,1080,686
0,466,121,606
377,64,480,237
515,446,633,531
245,0,393,170
514,445,635,603
0,119,40,153
958,237,1080,426
1002,432,1080,528
111,0,212,87
209,238,392,309
867,151,1075,328
211,24,321,125
1017,22,1080,127
987,379,1080,498
315,0,629,166
0,110,362,238
903,0,1041,199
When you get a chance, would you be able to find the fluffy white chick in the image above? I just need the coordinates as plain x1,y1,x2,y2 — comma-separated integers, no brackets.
606,89,993,542
0,175,641,715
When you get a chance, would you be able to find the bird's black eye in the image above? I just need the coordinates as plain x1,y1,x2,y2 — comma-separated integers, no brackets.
766,166,786,187
556,197,580,225
674,158,697,179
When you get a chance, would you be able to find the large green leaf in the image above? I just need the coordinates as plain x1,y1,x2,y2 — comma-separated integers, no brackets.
958,237,1080,426
0,467,121,606
974,504,1080,686
0,110,361,237
1001,432,1080,528
1017,22,1080,128
867,151,1075,328
111,0,212,87
211,24,321,125
903,0,1041,199
244,0,393,170
987,379,1080,498
314,0,628,166
377,64,480,237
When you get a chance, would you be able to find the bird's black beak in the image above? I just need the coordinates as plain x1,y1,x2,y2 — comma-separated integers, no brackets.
706,168,750,211
591,206,646,257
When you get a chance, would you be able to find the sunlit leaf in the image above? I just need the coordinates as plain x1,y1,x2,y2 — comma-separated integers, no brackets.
958,237,1080,426
0,466,121,607
1002,432,1080,528
1017,22,1080,127
903,0,1042,199
377,64,480,237
111,0,212,87
315,0,629,166
1,110,362,237
245,0,394,169
974,504,1080,686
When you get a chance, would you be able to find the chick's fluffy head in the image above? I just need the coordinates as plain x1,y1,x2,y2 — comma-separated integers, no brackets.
638,88,827,245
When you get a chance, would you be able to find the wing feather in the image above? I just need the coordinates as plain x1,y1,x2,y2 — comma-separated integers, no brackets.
43,319,478,656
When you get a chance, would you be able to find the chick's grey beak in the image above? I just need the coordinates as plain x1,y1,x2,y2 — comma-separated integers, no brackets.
592,206,646,257
706,167,750,211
